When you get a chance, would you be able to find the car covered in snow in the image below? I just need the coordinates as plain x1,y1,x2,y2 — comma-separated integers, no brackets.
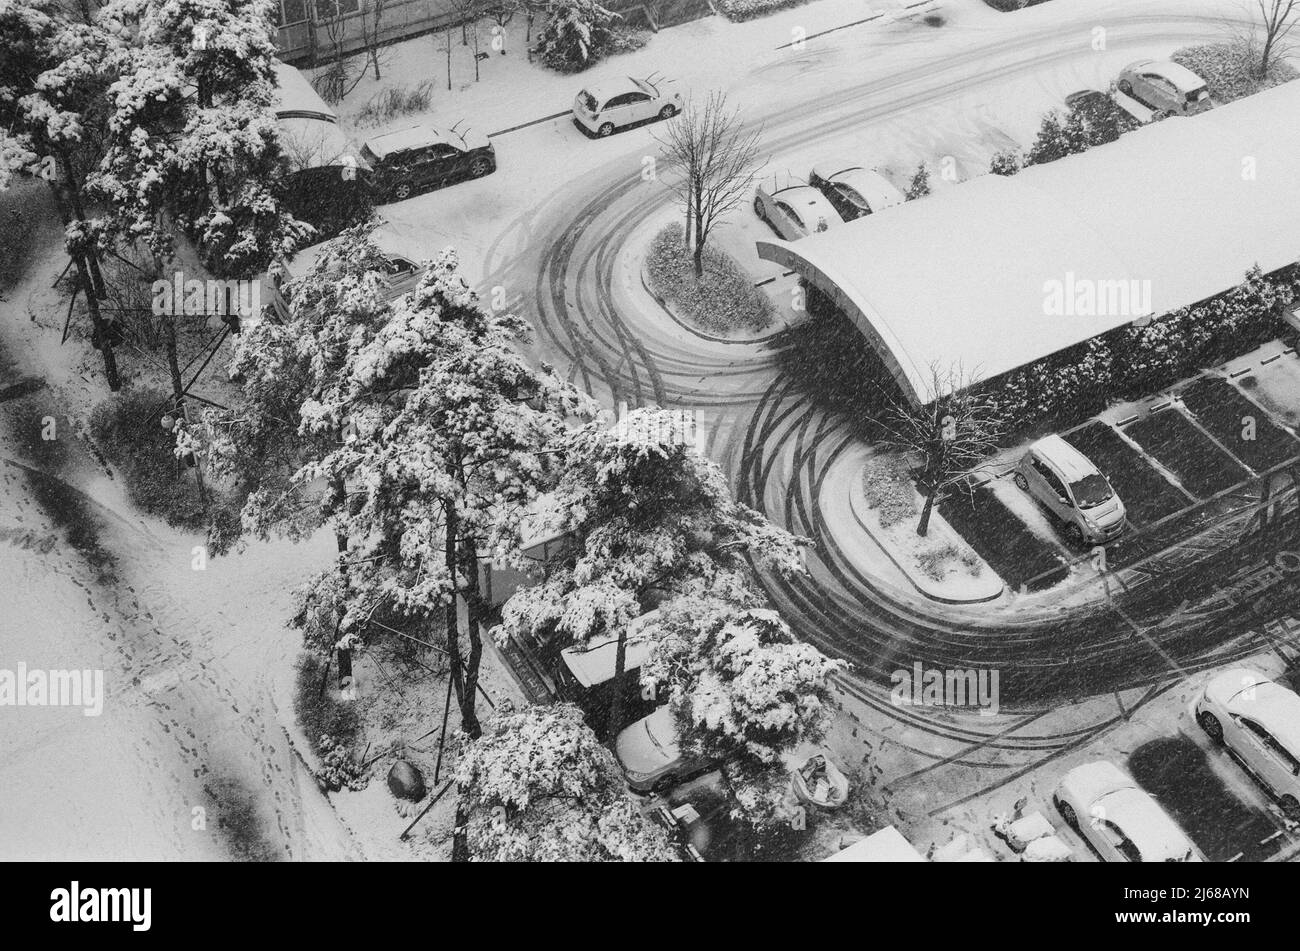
1195,669,1300,818
360,123,496,202
615,706,712,793
1055,761,1202,862
753,173,844,241
1014,434,1126,546
808,161,905,221
1117,60,1213,118
572,75,682,137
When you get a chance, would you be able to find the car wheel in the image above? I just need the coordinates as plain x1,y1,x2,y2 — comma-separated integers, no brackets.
598,122,615,137
1118,79,1133,96
1280,795,1300,819
658,104,677,120
391,181,413,201
1198,710,1224,743
1056,798,1079,830
1013,473,1029,491
1154,109,1173,121
470,157,491,178
1066,524,1085,548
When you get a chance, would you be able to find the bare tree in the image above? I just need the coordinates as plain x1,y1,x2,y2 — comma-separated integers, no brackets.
1256,0,1299,77
653,92,765,278
877,365,1005,537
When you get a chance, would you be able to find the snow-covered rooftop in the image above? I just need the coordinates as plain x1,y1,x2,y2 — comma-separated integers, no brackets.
758,79,1300,405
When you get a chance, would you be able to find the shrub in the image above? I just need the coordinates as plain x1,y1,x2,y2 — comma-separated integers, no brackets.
1171,41,1299,105
983,0,1052,10
916,543,960,582
88,387,209,531
355,81,436,126
905,162,931,200
989,149,1022,176
861,455,918,529
979,266,1298,433
292,652,365,791
645,223,775,334
715,0,810,22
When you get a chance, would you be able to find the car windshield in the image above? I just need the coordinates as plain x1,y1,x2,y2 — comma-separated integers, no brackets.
1070,474,1113,508
359,144,379,165
578,91,597,112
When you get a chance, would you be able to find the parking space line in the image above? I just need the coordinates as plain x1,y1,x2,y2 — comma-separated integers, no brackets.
1172,398,1261,476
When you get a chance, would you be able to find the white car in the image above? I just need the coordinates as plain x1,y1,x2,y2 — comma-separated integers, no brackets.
808,161,905,221
753,173,844,241
1195,669,1300,818
1055,761,1202,862
572,76,682,138
1117,59,1213,118
614,706,711,793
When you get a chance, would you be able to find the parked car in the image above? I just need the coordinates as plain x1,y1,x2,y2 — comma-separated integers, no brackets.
1014,434,1126,546
1055,761,1203,862
1195,669,1300,817
615,706,712,793
1117,60,1213,118
808,162,905,221
572,75,682,138
556,628,659,737
753,173,844,241
360,123,496,202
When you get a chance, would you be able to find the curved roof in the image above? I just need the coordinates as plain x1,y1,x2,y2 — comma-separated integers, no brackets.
758,80,1300,405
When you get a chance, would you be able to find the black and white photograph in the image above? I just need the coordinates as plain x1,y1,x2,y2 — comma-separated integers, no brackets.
0,0,1297,921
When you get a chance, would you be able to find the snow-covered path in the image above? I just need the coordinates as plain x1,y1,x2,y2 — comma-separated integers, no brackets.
0,192,359,861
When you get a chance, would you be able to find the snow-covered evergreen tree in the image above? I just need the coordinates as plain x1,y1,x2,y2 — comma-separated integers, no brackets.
454,703,678,862
496,406,808,735
534,0,618,72
638,596,845,828
91,0,311,277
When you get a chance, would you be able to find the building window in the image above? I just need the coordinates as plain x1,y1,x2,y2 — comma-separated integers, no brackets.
313,0,361,20
278,0,309,24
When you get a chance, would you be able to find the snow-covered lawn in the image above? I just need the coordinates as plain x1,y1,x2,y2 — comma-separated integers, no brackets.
644,223,777,336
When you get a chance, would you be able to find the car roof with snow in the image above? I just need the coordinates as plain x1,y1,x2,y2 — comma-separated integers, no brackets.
1219,676,1300,754
363,125,488,158
584,76,646,102
559,630,656,688
1029,434,1102,484
1097,786,1197,861
812,163,905,209
1128,59,1208,91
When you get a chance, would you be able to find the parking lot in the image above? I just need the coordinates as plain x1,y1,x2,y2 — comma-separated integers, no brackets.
941,351,1300,592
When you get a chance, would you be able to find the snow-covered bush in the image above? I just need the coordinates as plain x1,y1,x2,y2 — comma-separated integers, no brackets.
715,0,810,22
646,223,776,335
860,455,917,529
905,162,931,200
989,149,1022,176
982,267,1298,430
533,0,621,73
454,704,678,861
1171,41,1299,105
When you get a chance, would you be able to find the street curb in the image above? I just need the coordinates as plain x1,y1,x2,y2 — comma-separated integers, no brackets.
846,463,1006,606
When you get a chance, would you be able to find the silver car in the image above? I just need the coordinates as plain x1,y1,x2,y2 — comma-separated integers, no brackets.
1014,434,1126,546
614,706,711,793
1117,59,1213,118
753,173,844,241
1195,669,1300,818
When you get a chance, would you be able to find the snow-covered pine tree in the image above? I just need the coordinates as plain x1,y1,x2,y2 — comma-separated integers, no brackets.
92,0,311,278
638,596,845,831
496,406,808,737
